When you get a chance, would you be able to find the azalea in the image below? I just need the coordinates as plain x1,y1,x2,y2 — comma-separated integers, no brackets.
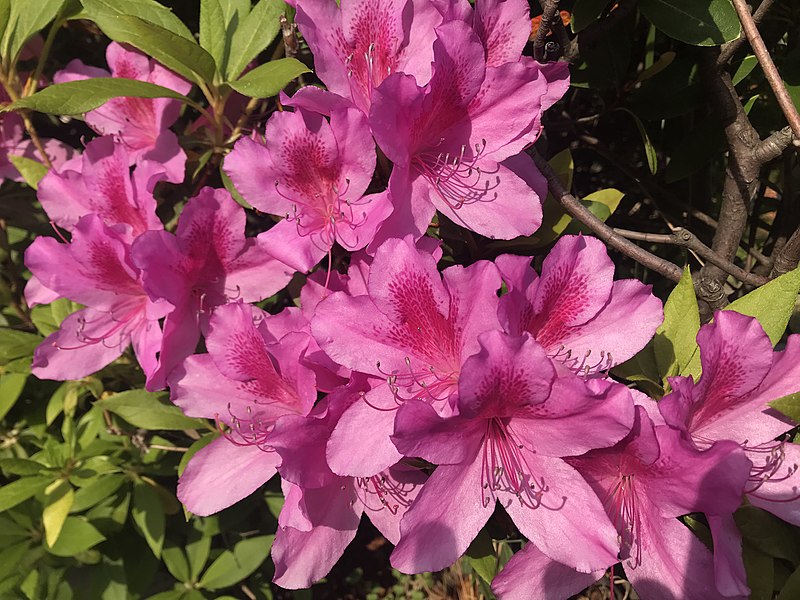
497,234,664,375
225,89,391,272
389,330,633,573
131,187,294,389
267,377,424,589
311,236,502,476
657,311,800,594
25,214,169,383
169,302,317,516
493,406,751,600
37,135,166,239
294,0,442,114
55,42,191,182
368,20,566,242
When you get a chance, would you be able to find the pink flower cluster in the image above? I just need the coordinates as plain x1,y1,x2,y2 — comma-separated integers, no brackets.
22,0,800,598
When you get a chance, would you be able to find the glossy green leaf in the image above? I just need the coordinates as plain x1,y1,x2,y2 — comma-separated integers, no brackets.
100,390,206,430
132,482,165,558
200,0,226,73
0,0,10,51
653,267,701,382
769,395,800,424
0,458,46,477
0,328,41,364
0,372,26,420
162,542,191,582
0,476,50,512
46,516,105,556
71,474,126,513
226,0,284,80
80,0,192,39
43,479,74,547
639,0,741,46
570,0,610,33
732,55,758,85
7,155,48,189
186,524,212,581
87,14,215,85
725,267,800,346
228,57,310,98
1,0,65,65
198,535,274,590
8,78,192,116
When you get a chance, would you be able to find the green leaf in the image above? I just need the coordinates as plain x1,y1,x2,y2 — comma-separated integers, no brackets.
0,476,50,512
8,78,192,116
0,0,11,51
732,55,758,86
100,390,206,430
162,542,191,582
736,505,800,563
186,525,212,582
200,0,226,74
725,267,800,346
563,188,624,235
525,149,574,246
639,0,741,46
0,328,41,364
226,0,284,80
570,0,610,33
619,108,657,174
220,162,252,209
465,531,498,585
71,474,126,513
0,458,47,477
228,58,309,97
0,372,26,420
611,340,665,398
30,298,81,337
132,482,165,558
43,479,74,547
769,395,800,424
7,156,48,189
80,0,192,39
47,516,105,556
779,563,800,600
198,535,274,590
1,0,65,65
653,267,700,382
87,14,215,85
743,542,774,600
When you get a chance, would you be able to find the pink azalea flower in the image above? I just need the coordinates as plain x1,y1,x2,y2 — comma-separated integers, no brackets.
389,330,634,574
224,90,391,272
24,214,169,383
37,135,166,239
311,236,502,477
131,187,294,390
497,234,664,375
495,406,751,600
267,378,425,589
368,21,565,243
169,302,317,516
55,42,190,182
657,311,800,595
294,0,442,114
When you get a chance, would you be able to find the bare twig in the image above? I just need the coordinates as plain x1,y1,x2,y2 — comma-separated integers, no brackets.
531,150,683,282
614,227,767,286
533,1,560,61
718,0,776,65
730,0,800,143
536,0,570,55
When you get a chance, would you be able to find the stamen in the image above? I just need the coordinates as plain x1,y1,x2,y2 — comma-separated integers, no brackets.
355,471,416,514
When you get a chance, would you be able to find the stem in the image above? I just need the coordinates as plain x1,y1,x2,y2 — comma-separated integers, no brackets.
533,1,560,61
226,96,260,146
25,13,64,96
730,0,800,143
531,149,683,282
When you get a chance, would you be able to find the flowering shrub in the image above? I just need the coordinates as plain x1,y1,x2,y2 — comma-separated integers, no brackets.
2,1,800,599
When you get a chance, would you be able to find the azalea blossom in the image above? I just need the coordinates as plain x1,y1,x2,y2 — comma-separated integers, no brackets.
368,20,567,242
294,0,442,114
25,214,169,383
37,135,166,239
497,234,664,375
390,330,633,574
311,236,502,476
169,302,317,516
267,378,424,589
131,187,294,390
503,406,751,600
657,311,800,595
225,90,391,272
55,42,191,182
